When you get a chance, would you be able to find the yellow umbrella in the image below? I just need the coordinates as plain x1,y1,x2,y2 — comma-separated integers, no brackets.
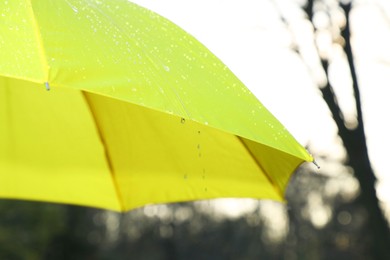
0,0,313,212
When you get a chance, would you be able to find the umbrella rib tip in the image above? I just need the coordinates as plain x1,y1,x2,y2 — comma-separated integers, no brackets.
44,82,50,91
313,160,320,170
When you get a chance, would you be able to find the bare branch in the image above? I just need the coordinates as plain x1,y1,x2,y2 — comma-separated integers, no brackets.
340,3,364,130
272,0,348,137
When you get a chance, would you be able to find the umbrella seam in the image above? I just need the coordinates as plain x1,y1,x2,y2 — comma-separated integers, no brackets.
25,0,49,81
237,137,285,200
82,92,125,212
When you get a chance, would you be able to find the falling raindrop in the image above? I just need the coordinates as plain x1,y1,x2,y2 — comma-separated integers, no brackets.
181,118,185,124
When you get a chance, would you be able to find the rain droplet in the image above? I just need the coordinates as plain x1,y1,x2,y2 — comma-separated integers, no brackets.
163,65,170,72
181,118,186,124
70,4,78,13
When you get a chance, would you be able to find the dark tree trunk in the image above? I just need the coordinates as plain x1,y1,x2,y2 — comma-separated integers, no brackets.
309,1,390,258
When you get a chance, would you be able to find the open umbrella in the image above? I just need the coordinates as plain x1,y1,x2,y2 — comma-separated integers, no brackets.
0,0,313,212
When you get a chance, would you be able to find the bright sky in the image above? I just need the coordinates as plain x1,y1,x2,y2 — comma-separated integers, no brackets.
131,0,390,217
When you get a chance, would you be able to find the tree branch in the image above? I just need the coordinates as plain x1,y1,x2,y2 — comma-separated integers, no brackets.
318,59,349,137
340,3,365,131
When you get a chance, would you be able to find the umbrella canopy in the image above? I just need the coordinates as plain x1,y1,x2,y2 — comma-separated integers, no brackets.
0,0,313,212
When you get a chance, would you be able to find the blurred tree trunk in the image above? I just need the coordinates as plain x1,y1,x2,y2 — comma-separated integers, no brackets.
303,1,390,258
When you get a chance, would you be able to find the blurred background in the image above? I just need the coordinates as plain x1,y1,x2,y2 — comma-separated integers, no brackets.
1,0,390,259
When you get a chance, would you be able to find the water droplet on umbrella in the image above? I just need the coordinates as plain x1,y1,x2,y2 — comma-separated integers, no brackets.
68,3,79,13
163,65,170,72
181,118,185,124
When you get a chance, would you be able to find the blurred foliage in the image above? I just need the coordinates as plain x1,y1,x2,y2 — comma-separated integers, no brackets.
0,201,65,260
0,166,372,259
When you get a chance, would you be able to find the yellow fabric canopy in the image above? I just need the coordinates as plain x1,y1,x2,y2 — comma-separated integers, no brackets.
0,0,313,211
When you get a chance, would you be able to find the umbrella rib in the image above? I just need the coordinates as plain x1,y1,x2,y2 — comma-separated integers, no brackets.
82,92,125,212
25,0,49,81
237,137,285,200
